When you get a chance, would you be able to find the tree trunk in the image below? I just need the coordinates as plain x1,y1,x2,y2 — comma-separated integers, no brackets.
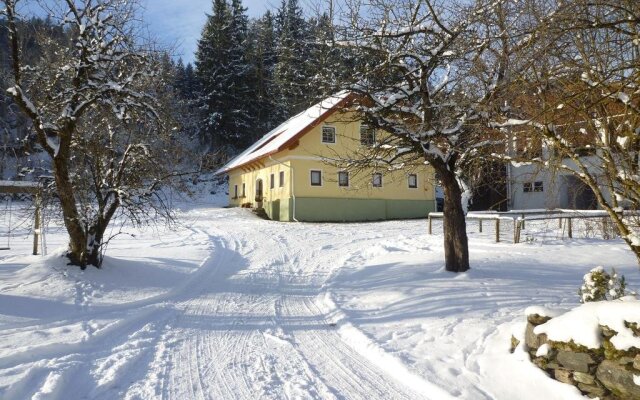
52,155,90,267
440,169,470,273
85,222,106,268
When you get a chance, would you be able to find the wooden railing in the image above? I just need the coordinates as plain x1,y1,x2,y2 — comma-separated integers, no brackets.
428,209,638,244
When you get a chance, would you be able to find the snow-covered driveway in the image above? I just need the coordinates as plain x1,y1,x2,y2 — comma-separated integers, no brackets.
0,205,638,399
124,210,451,400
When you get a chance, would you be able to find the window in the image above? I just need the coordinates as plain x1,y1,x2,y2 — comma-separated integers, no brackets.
338,171,349,187
534,181,544,192
524,181,543,193
322,126,336,143
270,173,275,189
408,174,418,188
242,183,246,197
372,173,382,188
234,185,238,198
279,171,285,188
310,170,322,186
360,125,376,146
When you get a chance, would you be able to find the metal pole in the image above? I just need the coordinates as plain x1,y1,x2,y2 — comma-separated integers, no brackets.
495,218,500,243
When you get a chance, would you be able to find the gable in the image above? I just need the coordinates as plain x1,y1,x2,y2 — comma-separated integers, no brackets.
216,91,354,175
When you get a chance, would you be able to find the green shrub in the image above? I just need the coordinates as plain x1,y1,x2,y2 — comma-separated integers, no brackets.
578,266,626,303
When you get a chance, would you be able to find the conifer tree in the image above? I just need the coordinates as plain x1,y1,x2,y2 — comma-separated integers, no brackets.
195,0,231,150
247,11,280,135
306,13,344,102
195,0,254,152
274,0,309,117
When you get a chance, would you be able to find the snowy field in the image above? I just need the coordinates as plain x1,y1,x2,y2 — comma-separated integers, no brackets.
0,196,638,399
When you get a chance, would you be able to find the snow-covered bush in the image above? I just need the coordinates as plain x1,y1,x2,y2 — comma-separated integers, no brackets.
578,266,626,303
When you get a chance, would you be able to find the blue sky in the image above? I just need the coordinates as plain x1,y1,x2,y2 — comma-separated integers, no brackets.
142,0,279,63
20,0,301,64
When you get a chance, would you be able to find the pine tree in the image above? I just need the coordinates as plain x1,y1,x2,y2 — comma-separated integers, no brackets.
306,13,341,102
274,0,309,117
195,0,231,150
195,0,255,153
183,63,198,99
247,11,280,136
227,0,254,147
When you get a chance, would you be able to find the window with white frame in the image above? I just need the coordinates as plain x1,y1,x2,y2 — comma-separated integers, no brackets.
242,183,246,197
360,125,375,146
372,173,382,187
310,170,322,186
408,174,418,188
322,126,336,143
523,181,544,192
279,171,285,187
234,184,238,198
338,171,349,187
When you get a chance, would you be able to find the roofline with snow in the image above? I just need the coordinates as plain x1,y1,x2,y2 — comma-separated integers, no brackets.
215,92,356,175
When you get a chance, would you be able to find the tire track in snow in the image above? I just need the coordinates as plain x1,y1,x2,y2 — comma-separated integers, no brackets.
2,209,449,399
221,218,438,399
134,227,335,399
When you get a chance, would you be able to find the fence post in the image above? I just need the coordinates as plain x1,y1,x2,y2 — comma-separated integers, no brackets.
32,195,41,255
515,219,522,244
567,218,573,239
495,218,500,243
521,213,525,230
479,219,483,233
428,215,432,235
559,217,563,229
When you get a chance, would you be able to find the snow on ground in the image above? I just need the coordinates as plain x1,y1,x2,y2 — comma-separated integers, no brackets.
0,194,638,399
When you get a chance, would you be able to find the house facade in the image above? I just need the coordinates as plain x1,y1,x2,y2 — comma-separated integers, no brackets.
216,92,436,222
507,139,601,210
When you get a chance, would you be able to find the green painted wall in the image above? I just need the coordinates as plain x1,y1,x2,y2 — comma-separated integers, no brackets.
286,197,434,222
264,198,293,221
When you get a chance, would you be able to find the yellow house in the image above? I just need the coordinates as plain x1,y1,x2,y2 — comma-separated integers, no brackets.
216,91,436,222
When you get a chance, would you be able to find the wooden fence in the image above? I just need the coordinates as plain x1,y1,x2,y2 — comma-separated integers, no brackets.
428,209,638,244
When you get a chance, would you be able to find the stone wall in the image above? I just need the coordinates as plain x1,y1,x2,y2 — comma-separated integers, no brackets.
522,313,640,399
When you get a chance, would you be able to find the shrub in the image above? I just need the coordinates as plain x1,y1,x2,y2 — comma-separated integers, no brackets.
578,266,626,303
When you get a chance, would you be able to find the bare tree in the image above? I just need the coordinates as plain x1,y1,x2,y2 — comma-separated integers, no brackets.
494,0,640,263
2,0,183,268
331,0,516,272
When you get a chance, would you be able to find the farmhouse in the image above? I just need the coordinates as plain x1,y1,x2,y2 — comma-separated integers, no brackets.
507,155,599,210
505,119,626,211
216,92,436,222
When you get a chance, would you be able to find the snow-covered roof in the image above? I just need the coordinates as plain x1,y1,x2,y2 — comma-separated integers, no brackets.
216,91,353,175
0,180,41,194
0,180,40,188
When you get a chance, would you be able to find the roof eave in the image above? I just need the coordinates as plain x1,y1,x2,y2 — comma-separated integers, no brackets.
216,92,356,175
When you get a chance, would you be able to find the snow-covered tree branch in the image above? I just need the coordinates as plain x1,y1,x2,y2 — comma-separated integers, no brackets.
330,0,518,272
2,0,184,268
491,0,640,264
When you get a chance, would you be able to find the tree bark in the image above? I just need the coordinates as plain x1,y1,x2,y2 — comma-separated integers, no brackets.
439,168,470,273
52,153,89,267
85,221,106,268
